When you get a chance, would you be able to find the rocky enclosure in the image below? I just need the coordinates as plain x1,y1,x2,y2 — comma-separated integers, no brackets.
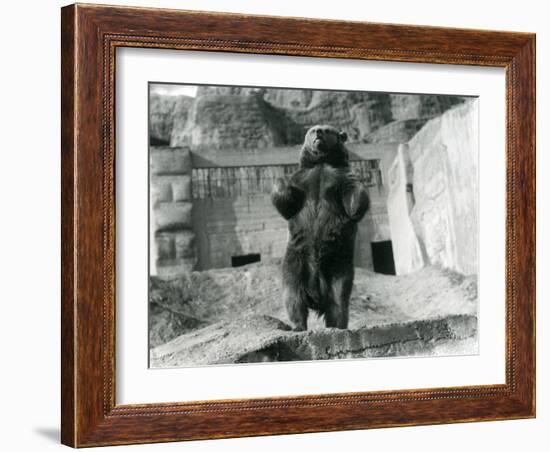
148,86,479,367
149,262,477,367
149,88,467,149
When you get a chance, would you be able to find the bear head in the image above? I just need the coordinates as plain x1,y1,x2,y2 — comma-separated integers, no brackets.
299,124,349,169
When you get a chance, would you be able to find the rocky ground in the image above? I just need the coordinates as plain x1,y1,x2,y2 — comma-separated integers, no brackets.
149,262,478,368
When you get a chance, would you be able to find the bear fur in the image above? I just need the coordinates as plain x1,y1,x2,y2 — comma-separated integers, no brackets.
271,125,370,331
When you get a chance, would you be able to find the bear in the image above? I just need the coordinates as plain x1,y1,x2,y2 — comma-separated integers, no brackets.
271,124,370,331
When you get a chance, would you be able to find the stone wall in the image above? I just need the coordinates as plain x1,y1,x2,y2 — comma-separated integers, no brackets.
192,186,387,272
192,194,288,270
187,144,395,272
150,143,396,276
150,147,197,277
387,100,478,275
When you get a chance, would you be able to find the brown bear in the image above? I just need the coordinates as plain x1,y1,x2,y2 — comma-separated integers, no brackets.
271,124,370,331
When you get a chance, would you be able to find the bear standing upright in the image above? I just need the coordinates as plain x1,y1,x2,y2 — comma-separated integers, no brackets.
271,125,370,331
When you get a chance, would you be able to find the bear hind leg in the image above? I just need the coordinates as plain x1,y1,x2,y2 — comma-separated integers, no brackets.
283,286,308,331
324,275,352,329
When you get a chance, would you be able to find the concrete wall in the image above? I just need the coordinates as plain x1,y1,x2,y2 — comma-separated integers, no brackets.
354,196,390,270
387,100,478,276
351,144,396,270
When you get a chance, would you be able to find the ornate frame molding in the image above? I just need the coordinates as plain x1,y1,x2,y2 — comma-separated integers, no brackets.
61,4,535,447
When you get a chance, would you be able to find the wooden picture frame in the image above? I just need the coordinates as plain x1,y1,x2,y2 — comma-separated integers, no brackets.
61,3,536,447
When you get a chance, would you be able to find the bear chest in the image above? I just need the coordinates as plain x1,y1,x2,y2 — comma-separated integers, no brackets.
289,165,352,244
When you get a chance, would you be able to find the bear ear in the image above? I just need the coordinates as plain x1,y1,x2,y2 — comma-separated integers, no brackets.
339,131,348,143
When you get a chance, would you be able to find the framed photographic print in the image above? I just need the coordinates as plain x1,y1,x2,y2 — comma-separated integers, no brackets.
61,3,536,447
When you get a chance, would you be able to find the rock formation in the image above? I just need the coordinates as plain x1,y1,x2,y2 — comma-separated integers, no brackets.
149,93,194,145
150,86,468,150
387,99,478,275
390,94,466,121
170,91,303,150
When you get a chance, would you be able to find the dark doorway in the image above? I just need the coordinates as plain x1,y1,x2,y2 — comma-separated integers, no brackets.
371,241,396,275
149,136,170,146
231,253,261,268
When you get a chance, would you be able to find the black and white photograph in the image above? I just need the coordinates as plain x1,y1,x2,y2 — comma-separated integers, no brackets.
148,83,479,368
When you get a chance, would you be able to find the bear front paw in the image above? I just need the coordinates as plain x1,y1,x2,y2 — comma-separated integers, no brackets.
272,178,287,195
271,178,305,220
343,185,370,221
